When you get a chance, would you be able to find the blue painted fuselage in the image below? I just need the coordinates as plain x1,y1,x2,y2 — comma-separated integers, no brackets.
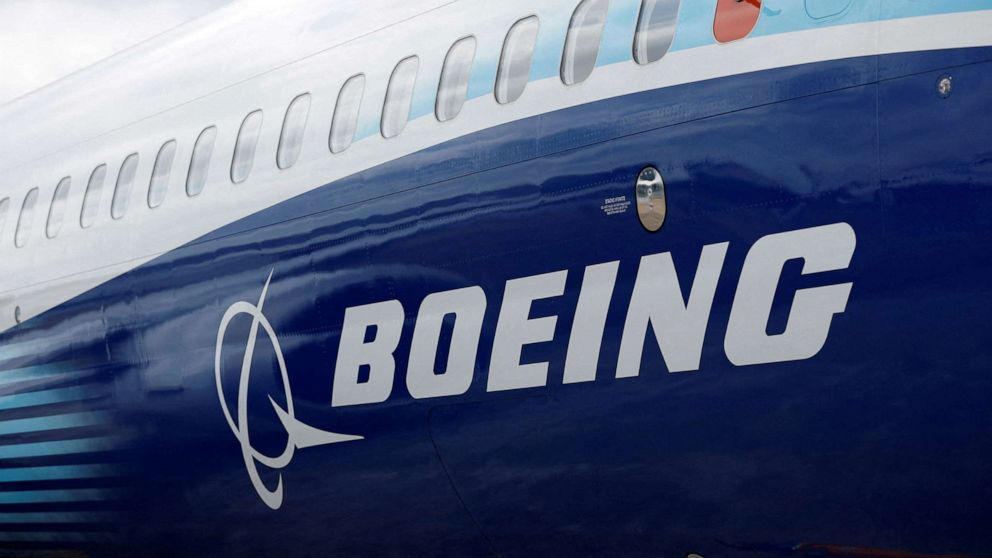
1,45,991,557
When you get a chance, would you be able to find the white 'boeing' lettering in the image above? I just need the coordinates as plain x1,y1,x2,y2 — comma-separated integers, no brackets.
332,222,856,405
217,223,856,508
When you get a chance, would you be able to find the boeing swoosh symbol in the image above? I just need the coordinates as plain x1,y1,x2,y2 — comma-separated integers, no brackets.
214,271,362,510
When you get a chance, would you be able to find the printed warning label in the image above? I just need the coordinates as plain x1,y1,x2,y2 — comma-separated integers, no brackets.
600,195,631,216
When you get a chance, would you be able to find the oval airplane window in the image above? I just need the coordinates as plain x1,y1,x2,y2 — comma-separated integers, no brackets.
80,164,107,229
0,197,10,243
15,188,39,249
437,37,477,122
496,16,540,104
329,74,365,154
634,0,680,64
46,176,72,239
148,140,177,208
112,153,139,220
713,0,761,43
232,110,263,183
187,126,217,197
278,94,311,169
635,167,666,232
382,57,420,139
561,0,610,85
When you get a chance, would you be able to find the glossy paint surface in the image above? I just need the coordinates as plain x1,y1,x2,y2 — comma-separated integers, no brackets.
2,1,990,334
0,42,989,556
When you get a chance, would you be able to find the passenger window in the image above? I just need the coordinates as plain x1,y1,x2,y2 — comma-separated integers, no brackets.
496,16,540,104
46,177,72,239
111,153,139,220
634,0,680,64
382,57,420,139
330,75,365,154
561,0,610,85
187,126,217,197
277,94,311,169
81,164,107,229
437,38,477,122
15,188,39,248
0,197,9,243
148,140,177,208
232,110,263,183
714,0,761,43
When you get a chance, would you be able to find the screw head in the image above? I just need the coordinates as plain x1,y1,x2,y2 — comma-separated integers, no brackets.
937,75,953,98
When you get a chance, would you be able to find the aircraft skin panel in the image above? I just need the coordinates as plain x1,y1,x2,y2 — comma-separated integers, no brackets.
0,1,989,556
0,46,988,556
1,8,991,333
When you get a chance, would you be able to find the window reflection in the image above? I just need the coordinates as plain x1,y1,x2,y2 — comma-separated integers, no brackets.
496,16,540,104
46,177,71,239
149,140,177,208
437,37,477,122
112,153,139,220
278,95,311,169
81,164,107,229
15,188,39,248
187,126,217,197
330,75,365,154
232,111,263,183
634,0,679,64
382,57,420,138
561,0,610,85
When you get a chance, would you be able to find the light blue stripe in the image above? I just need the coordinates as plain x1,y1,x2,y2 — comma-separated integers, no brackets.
0,373,94,398
756,0,992,39
0,464,118,482
0,511,115,524
0,386,97,411
599,0,643,66
752,0,881,39
669,0,720,50
0,362,78,386
671,0,992,49
0,339,45,363
466,33,500,103
409,54,441,122
880,0,992,19
0,436,118,459
529,5,571,83
0,531,111,543
358,0,992,149
0,489,119,504
0,411,109,436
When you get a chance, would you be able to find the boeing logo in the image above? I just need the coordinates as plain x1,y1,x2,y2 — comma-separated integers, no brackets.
214,271,363,510
217,223,856,509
